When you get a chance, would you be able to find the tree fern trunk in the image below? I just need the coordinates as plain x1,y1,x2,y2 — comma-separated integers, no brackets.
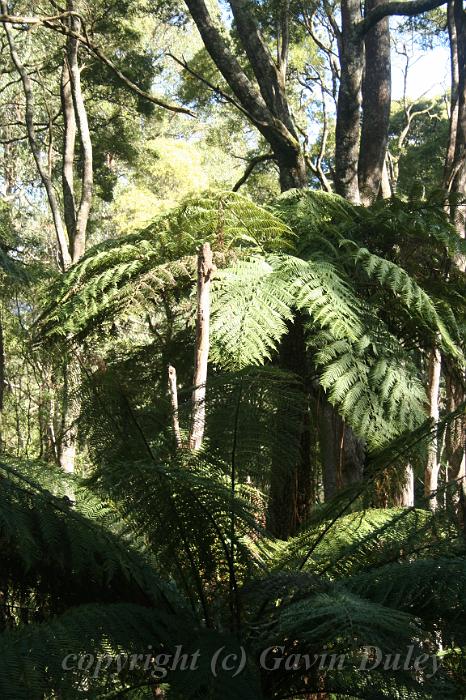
267,314,313,538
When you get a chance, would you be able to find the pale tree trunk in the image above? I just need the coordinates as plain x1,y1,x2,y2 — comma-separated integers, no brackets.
66,2,93,263
318,398,339,501
59,354,80,474
1,4,72,270
60,54,82,465
61,58,78,247
444,0,466,520
189,243,214,451
168,364,183,449
2,3,94,475
169,245,214,454
380,159,393,198
49,3,94,475
424,347,442,510
394,465,415,507
58,5,94,473
0,311,4,450
445,368,466,511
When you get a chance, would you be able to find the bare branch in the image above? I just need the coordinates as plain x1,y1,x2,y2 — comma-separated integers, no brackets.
1,3,71,270
232,153,275,191
0,10,195,117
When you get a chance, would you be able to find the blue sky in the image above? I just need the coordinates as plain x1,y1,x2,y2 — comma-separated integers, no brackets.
391,45,450,101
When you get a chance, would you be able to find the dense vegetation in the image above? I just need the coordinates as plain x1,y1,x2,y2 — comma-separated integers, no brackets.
0,1,465,699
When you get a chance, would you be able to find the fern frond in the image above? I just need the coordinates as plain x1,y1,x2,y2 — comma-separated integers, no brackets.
210,257,294,370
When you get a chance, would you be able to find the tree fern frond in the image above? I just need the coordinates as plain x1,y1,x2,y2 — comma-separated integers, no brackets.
0,458,178,615
210,257,294,370
0,603,263,700
349,245,463,359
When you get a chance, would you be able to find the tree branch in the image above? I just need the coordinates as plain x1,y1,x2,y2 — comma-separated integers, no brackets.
228,0,290,119
232,153,275,191
168,52,252,121
183,0,271,126
1,3,71,270
0,11,195,117
359,0,448,35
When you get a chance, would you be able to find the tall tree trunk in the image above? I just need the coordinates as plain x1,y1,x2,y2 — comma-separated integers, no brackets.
335,0,364,203
445,369,466,494
59,354,80,474
58,4,93,473
451,0,466,213
424,347,442,510
168,364,183,449
444,0,465,519
189,243,214,451
358,0,391,204
445,0,460,185
2,5,72,270
318,397,340,501
0,312,4,450
393,465,415,507
61,57,77,247
66,3,93,263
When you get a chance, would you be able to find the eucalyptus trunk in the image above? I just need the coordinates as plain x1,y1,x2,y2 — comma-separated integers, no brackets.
359,0,391,203
424,347,442,510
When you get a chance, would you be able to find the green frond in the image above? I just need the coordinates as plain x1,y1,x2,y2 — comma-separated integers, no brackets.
350,245,463,359
36,191,291,343
0,603,262,700
86,453,267,614
274,507,461,577
210,256,294,370
0,458,178,615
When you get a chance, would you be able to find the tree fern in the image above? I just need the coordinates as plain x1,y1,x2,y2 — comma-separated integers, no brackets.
210,257,294,370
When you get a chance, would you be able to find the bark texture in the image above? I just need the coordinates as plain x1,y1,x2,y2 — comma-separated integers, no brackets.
424,347,442,510
2,3,71,270
451,0,466,200
445,0,460,184
335,0,364,203
168,364,183,450
359,0,391,203
184,0,307,191
267,316,314,538
189,243,214,451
